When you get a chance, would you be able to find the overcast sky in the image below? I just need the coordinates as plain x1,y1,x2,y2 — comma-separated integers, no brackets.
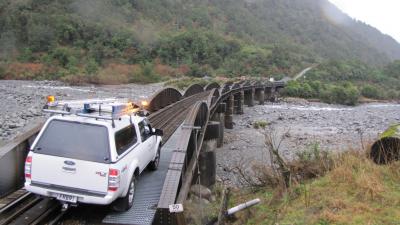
328,0,400,43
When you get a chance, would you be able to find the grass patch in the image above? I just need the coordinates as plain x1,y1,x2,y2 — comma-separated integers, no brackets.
253,120,269,129
380,124,400,139
227,151,400,225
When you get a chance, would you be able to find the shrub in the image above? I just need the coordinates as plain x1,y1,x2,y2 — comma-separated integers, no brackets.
28,24,56,52
283,80,318,99
291,142,333,180
0,65,5,79
157,30,233,67
4,63,46,80
17,48,34,62
284,81,360,105
85,58,99,75
186,63,213,78
253,120,269,129
92,63,139,84
386,89,399,99
154,62,177,77
272,74,285,81
361,85,380,99
322,83,360,105
130,62,162,84
51,47,75,67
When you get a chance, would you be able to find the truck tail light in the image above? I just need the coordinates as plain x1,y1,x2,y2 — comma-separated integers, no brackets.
25,156,32,179
108,169,120,192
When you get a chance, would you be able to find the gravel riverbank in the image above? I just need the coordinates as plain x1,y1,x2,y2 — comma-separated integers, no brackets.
216,98,400,186
0,80,163,144
2,80,399,188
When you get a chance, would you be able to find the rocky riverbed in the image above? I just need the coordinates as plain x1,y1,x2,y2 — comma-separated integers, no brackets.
2,80,400,187
0,80,162,144
216,98,400,186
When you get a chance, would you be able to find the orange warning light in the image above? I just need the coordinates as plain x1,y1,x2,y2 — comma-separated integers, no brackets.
47,95,55,103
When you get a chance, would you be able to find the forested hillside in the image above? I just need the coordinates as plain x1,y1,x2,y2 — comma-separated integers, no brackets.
0,0,399,86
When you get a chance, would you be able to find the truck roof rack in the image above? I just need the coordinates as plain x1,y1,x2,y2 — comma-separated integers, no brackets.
43,97,142,128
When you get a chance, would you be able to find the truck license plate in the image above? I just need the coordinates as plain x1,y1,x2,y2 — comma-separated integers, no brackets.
56,194,77,203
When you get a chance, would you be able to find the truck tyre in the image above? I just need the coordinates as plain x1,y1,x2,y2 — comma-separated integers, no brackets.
148,146,161,171
112,174,136,212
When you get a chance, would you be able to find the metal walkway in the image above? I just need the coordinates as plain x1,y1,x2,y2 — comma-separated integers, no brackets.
102,125,182,225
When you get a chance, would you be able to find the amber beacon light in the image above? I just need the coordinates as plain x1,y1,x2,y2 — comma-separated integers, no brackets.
47,95,55,103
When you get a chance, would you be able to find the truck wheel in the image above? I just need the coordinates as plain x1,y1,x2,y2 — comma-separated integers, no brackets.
112,175,136,212
148,146,161,171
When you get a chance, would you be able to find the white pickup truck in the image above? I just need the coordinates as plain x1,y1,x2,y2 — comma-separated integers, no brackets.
24,98,163,211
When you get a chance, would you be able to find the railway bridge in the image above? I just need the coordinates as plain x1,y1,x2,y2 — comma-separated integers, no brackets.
0,80,285,225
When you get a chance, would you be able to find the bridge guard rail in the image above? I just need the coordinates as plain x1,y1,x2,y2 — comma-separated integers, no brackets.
0,121,44,198
154,101,210,225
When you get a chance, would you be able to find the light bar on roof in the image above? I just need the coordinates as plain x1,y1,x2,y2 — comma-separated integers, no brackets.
111,102,137,118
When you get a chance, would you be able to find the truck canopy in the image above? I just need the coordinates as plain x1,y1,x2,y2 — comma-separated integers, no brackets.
33,120,111,163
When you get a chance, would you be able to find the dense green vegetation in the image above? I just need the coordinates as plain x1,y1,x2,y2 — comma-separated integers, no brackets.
283,60,400,105
0,0,314,83
1,0,400,103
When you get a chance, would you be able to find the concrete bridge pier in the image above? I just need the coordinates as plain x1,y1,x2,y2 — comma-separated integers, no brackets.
274,87,283,102
198,143,217,188
224,95,234,129
244,88,255,107
217,113,224,148
265,87,272,102
234,91,244,114
270,87,277,102
196,122,219,188
240,91,245,113
212,103,226,148
254,89,260,102
257,89,265,105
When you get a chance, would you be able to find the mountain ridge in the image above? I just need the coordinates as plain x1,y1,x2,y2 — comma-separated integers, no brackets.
0,0,399,82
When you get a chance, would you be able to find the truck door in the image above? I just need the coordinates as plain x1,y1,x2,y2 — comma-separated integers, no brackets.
138,120,156,165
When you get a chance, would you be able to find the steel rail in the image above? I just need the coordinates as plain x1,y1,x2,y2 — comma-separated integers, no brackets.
149,91,211,143
0,196,42,225
0,192,32,215
6,198,59,225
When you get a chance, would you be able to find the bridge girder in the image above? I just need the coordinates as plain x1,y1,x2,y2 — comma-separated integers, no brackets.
204,82,220,91
147,88,182,112
183,84,204,98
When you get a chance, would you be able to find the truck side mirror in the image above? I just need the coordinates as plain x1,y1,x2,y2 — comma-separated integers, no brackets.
153,129,163,136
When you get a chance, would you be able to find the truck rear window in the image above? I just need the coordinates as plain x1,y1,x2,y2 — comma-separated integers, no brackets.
34,120,111,163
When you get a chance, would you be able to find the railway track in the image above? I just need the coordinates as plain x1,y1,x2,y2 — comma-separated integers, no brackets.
0,80,285,225
0,190,64,225
0,190,31,213
0,91,211,225
149,91,211,143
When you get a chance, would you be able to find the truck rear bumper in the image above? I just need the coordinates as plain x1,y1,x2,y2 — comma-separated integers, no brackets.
25,182,117,205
